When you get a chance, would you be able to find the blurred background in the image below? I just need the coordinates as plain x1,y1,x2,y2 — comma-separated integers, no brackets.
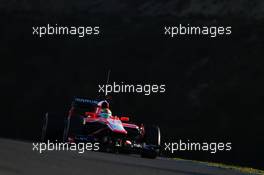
0,0,263,170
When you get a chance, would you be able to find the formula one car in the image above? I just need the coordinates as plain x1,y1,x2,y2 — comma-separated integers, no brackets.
41,97,161,158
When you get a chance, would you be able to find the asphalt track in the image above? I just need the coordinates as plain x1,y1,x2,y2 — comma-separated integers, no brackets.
0,138,249,175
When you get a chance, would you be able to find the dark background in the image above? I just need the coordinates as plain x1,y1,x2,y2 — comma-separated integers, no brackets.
0,0,264,170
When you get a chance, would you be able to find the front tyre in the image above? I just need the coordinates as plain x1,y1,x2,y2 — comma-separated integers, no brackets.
141,125,161,159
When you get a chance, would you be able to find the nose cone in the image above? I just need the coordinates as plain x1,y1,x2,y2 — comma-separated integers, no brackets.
107,118,127,134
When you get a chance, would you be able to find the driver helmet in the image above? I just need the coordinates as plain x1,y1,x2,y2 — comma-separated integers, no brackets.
101,101,109,109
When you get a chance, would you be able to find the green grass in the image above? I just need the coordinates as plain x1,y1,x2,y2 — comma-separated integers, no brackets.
173,157,264,175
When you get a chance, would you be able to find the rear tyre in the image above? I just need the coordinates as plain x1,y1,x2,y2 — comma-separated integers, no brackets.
63,115,85,142
41,112,65,142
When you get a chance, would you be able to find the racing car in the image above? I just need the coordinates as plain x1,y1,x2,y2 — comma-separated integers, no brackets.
41,97,161,158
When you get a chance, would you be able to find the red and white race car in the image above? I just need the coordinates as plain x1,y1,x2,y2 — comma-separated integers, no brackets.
41,97,161,158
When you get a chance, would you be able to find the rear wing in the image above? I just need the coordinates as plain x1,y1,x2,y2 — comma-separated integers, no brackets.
72,98,99,107
70,97,100,115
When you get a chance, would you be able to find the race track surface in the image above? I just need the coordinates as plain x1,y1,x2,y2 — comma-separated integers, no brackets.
0,139,248,175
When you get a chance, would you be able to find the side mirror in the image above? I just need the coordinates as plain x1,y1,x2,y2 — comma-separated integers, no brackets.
120,117,129,122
